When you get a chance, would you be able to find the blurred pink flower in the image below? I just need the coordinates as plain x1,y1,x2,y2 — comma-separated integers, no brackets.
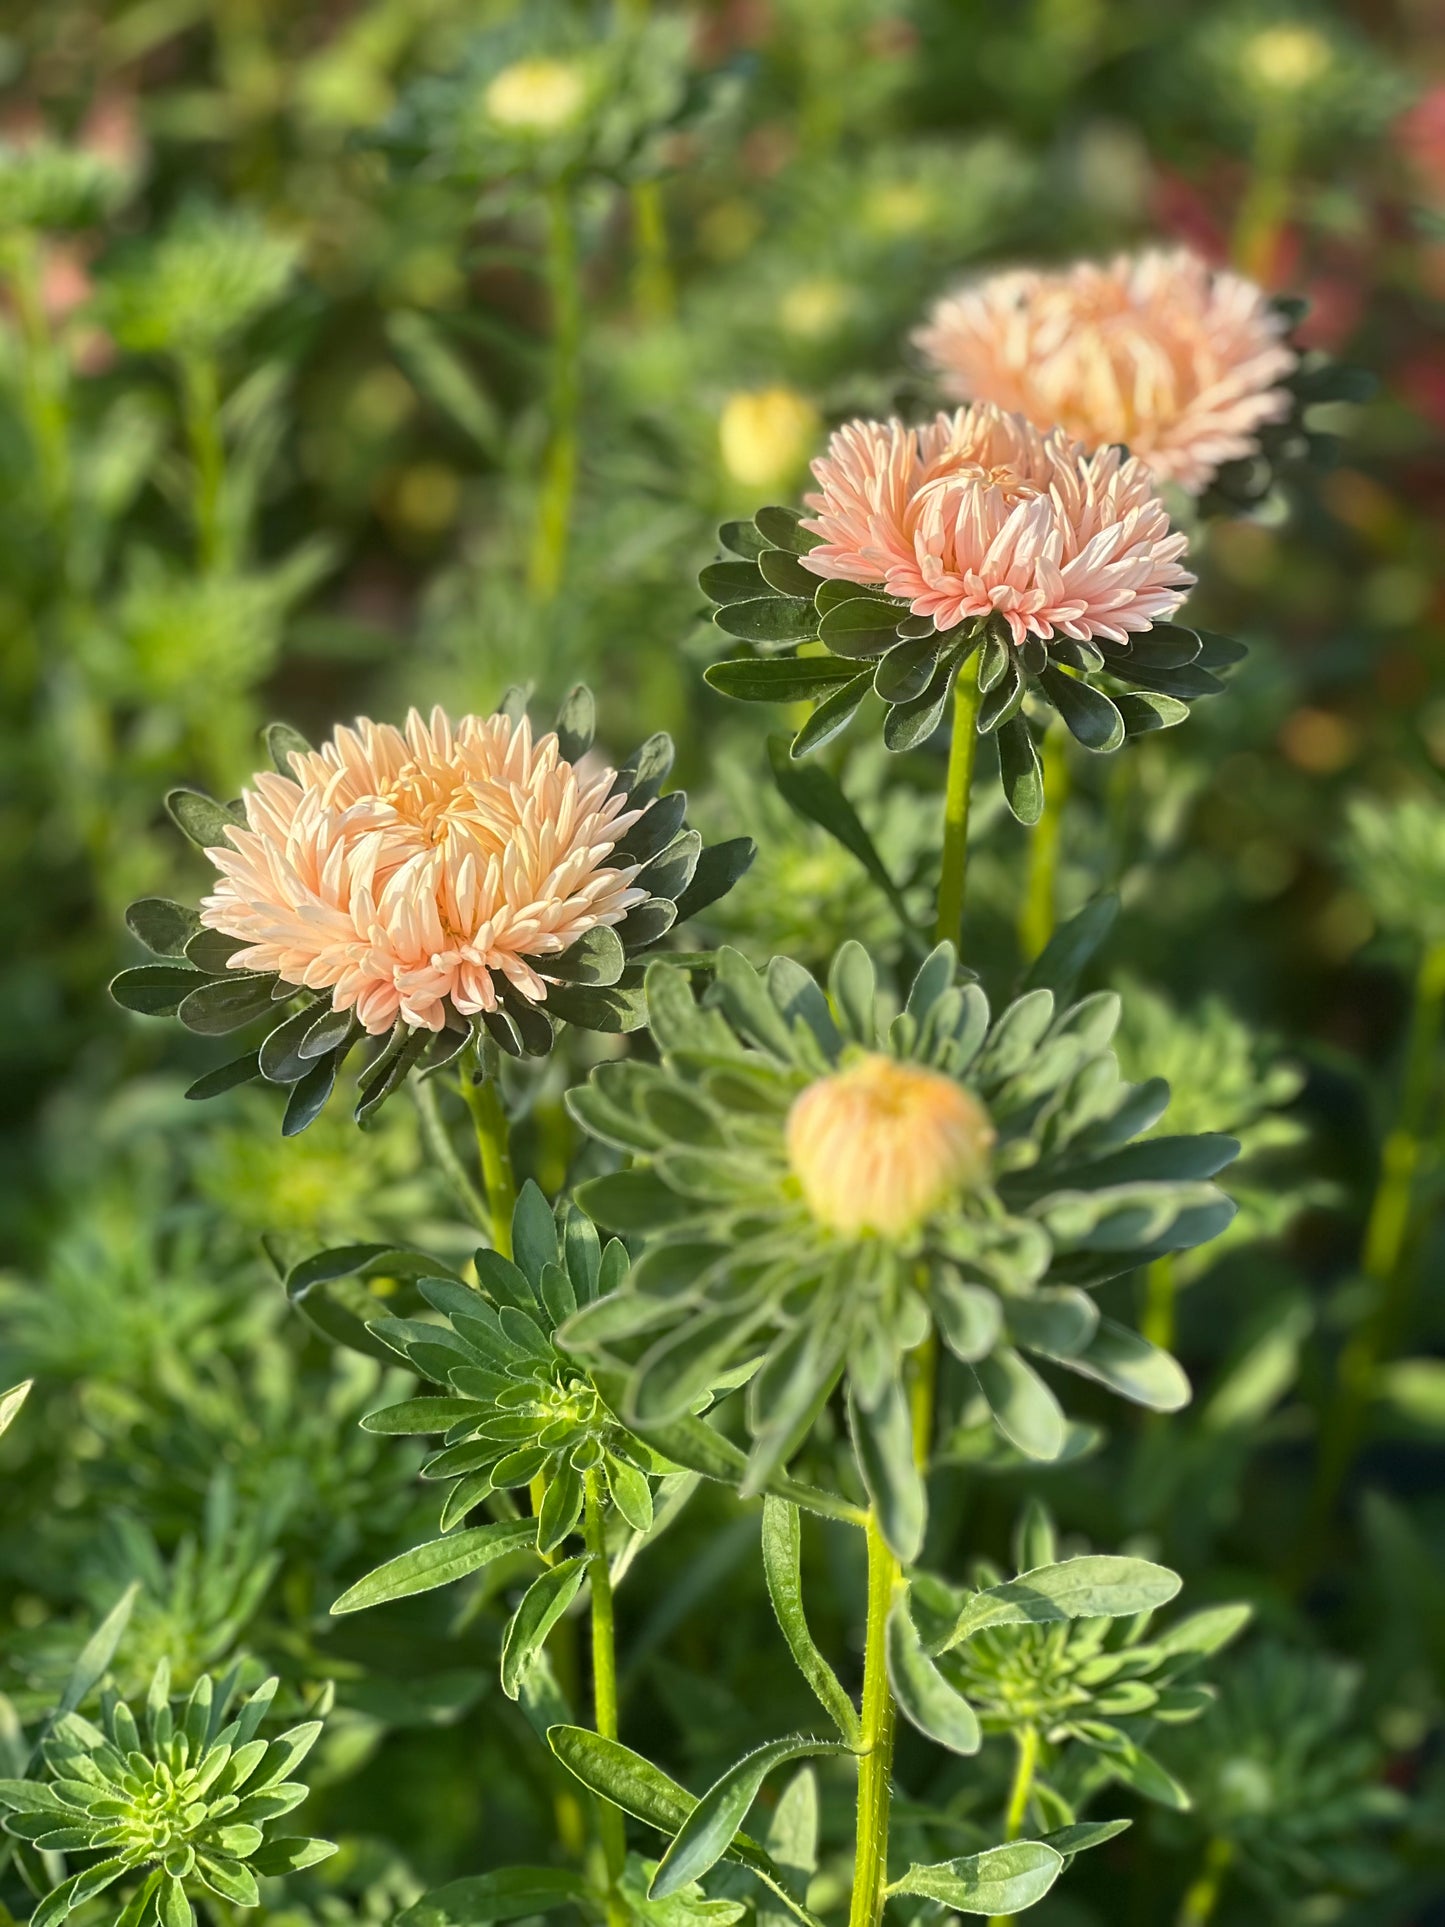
798,403,1193,646
914,248,1298,494
200,708,648,1036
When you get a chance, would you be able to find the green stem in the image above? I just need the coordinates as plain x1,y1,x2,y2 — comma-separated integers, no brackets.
1141,1255,1176,1355
1309,937,1445,1533
180,352,226,572
934,651,983,949
412,1077,489,1230
630,179,673,323
1018,724,1070,962
458,1061,518,1258
986,1725,1040,1927
528,181,582,604
1176,1836,1234,1927
848,1512,900,1927
1232,114,1297,282
4,234,70,521
585,1470,628,1927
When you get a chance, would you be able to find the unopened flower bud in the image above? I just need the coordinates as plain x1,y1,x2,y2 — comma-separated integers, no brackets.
785,1054,993,1240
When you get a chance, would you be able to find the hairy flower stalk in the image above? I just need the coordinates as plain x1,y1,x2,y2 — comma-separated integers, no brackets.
914,250,1297,496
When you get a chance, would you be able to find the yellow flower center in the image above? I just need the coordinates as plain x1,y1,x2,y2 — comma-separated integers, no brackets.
785,1054,994,1240
718,387,820,491
484,58,588,133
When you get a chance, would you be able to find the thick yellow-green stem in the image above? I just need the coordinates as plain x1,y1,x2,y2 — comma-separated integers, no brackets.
1232,116,1297,282
1142,1254,1177,1355
986,1725,1041,1927
180,352,226,572
848,1511,900,1927
458,1066,517,1259
585,1471,628,1927
934,653,983,949
631,180,673,322
529,181,582,603
1018,724,1070,962
1177,1837,1234,1927
1309,937,1445,1534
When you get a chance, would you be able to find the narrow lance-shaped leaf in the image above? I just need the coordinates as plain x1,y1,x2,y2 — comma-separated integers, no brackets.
397,1868,595,1927
936,1556,1182,1652
649,1737,851,1900
886,1843,1064,1915
886,1593,980,1755
331,1520,537,1615
760,1500,862,1748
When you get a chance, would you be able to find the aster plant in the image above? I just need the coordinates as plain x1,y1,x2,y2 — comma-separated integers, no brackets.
565,938,1236,1557
0,1662,333,1926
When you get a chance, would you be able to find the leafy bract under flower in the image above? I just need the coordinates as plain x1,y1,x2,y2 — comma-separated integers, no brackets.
0,1661,333,1927
110,688,753,1134
914,251,1298,497
698,420,1242,824
565,939,1239,1556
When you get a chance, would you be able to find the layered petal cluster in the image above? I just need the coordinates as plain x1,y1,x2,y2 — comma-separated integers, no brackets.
914,248,1297,494
200,708,648,1036
799,403,1194,645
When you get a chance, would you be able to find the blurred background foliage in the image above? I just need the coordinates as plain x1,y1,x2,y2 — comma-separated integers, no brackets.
0,0,1443,1922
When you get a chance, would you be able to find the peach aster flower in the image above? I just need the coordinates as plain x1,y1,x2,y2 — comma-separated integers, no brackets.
914,249,1297,496
199,707,649,1037
799,403,1194,645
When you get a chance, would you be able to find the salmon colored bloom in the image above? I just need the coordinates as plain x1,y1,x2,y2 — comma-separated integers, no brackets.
798,403,1194,645
199,708,648,1037
914,249,1297,494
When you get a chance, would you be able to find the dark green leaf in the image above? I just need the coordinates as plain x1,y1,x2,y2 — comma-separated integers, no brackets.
672,837,756,923
500,1557,591,1700
109,964,203,1016
650,1738,848,1900
1039,667,1124,753
718,520,767,560
165,787,244,848
177,973,281,1036
1023,892,1118,998
758,549,818,597
264,720,311,771
699,561,766,606
996,715,1044,825
705,657,867,704
817,594,905,658
282,1047,344,1135
973,1349,1066,1461
714,598,818,645
554,685,596,764
331,1520,536,1614
790,673,871,757
754,506,815,554
124,898,201,958
185,1051,262,1100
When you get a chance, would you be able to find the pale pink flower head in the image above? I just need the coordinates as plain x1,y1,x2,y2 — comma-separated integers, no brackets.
799,402,1194,646
913,247,1298,495
199,706,651,1037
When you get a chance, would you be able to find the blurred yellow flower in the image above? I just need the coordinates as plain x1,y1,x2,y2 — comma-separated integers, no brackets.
786,1054,994,1240
484,58,588,133
1241,24,1334,96
718,386,819,491
779,277,854,341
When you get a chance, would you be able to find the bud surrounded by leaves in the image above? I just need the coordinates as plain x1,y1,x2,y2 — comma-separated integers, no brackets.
699,408,1244,822
565,937,1238,1558
0,1664,333,1927
110,689,751,1134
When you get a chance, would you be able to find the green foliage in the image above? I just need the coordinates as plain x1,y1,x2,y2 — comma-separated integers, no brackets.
0,1662,333,1924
